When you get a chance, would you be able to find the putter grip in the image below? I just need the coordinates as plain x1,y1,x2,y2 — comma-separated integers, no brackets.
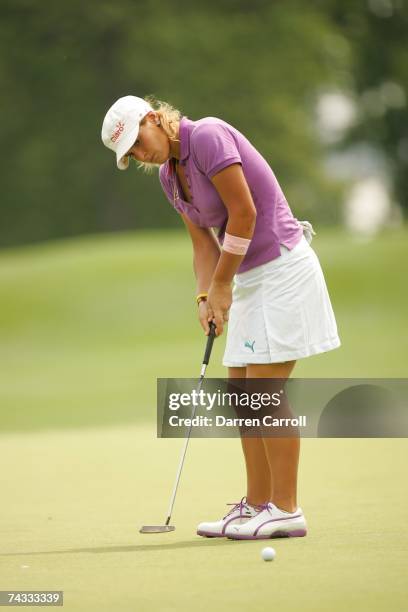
203,322,216,365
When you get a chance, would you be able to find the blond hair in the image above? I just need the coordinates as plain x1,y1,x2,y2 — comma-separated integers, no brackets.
136,96,182,173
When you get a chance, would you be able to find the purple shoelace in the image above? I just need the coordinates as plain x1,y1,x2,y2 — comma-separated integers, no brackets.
256,502,297,516
256,502,273,513
223,496,251,519
222,497,271,519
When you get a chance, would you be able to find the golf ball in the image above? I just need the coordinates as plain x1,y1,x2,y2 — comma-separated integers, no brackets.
261,547,276,562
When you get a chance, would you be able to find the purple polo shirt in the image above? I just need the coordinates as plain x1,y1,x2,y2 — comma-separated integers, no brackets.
159,116,303,273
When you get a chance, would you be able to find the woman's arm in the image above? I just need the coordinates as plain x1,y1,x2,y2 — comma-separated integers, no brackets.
180,163,256,336
181,212,221,292
208,163,257,335
211,163,257,280
181,212,221,333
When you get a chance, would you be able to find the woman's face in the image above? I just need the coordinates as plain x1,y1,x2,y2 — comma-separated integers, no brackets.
125,113,171,164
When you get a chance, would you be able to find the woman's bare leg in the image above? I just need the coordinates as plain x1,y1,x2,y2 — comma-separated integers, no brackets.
229,366,272,506
246,361,298,513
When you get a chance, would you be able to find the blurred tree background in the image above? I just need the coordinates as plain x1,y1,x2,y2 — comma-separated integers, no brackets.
0,0,406,247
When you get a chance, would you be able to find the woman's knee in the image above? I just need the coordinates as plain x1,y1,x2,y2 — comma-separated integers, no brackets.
228,366,246,379
247,361,296,379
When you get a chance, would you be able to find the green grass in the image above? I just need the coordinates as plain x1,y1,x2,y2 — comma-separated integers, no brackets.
0,228,407,611
0,227,407,432
0,427,407,612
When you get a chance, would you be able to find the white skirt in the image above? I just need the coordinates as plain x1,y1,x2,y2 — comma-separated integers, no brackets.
223,234,341,366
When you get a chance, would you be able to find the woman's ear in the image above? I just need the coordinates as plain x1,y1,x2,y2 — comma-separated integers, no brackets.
145,111,160,126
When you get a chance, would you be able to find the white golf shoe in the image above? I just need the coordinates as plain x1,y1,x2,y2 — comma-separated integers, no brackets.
197,497,260,538
225,502,307,540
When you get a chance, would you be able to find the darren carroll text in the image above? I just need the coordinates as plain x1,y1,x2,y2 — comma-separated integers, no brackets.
168,416,307,427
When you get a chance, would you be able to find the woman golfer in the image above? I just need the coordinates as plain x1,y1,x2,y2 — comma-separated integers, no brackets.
101,96,340,540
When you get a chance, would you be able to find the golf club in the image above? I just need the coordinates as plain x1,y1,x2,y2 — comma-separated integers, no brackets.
140,321,217,533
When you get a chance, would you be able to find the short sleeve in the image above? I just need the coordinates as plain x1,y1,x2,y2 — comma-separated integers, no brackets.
159,164,183,214
190,122,242,179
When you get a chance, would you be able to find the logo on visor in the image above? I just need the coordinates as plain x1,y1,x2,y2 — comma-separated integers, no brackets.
111,121,125,143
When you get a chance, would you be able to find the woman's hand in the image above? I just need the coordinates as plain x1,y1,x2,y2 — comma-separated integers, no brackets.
198,300,211,335
207,281,232,336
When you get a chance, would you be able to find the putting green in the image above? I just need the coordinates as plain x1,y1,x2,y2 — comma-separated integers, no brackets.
0,426,407,611
0,228,407,610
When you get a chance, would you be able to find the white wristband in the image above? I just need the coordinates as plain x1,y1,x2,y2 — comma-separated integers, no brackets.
222,232,251,256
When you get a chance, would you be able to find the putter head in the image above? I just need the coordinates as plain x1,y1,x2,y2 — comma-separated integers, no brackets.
139,525,175,534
